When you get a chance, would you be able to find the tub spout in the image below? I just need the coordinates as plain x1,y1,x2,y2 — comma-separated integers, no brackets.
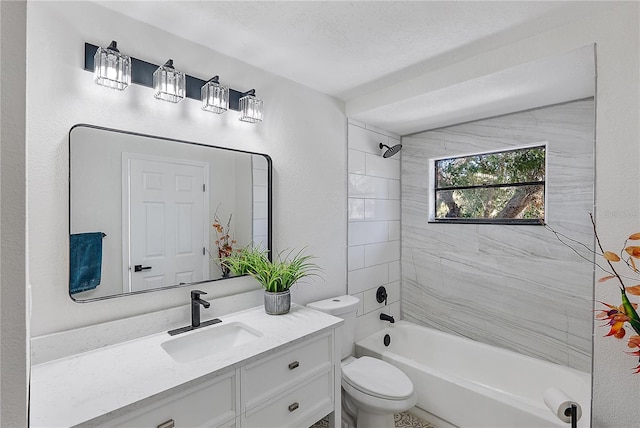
380,313,395,323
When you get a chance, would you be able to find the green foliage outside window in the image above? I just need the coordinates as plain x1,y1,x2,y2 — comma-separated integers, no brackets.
434,146,545,222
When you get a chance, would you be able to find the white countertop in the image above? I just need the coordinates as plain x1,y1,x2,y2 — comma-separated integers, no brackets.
30,304,342,427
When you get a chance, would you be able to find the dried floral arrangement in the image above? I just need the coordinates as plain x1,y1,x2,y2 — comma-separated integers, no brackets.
545,214,640,373
211,205,236,277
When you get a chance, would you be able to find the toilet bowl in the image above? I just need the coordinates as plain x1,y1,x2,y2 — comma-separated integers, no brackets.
307,296,417,428
342,356,417,428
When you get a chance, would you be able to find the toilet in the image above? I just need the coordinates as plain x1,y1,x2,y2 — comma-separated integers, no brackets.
307,295,417,428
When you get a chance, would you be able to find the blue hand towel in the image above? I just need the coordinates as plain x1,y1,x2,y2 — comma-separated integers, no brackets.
70,232,103,294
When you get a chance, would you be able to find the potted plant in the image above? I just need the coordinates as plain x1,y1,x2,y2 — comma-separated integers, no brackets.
223,246,321,314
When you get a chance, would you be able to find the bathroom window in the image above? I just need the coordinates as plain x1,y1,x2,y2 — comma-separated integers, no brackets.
431,145,546,224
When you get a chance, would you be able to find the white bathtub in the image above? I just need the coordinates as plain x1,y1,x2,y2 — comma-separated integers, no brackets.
355,321,591,428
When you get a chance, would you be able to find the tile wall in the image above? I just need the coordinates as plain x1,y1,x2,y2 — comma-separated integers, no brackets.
401,99,595,371
252,155,268,248
347,120,401,342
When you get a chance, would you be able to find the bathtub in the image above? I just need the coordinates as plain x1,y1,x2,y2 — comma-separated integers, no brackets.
355,321,591,428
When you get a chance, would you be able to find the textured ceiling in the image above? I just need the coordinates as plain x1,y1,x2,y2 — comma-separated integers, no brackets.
95,1,603,134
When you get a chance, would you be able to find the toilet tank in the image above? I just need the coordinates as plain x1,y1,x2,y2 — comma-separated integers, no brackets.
307,295,359,360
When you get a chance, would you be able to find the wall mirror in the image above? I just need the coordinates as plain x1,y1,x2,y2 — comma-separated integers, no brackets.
69,124,271,302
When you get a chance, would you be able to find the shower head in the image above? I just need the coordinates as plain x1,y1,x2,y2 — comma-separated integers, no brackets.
379,142,402,158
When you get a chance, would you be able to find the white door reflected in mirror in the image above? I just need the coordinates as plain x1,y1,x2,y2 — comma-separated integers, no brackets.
126,155,209,292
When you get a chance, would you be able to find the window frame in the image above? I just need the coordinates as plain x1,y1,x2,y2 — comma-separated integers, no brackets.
428,143,547,225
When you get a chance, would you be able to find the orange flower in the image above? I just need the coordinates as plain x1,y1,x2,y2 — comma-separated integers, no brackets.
597,302,630,338
625,246,640,258
629,232,640,240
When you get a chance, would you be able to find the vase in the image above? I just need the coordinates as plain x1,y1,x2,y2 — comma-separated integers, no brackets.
264,289,291,315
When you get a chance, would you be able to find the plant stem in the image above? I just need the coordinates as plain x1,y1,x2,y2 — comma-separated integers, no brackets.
590,213,625,291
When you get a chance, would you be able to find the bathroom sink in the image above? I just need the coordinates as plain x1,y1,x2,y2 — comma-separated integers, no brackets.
161,322,262,363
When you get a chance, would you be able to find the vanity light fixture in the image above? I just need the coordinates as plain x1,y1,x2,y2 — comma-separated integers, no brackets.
93,40,131,90
153,59,186,103
83,43,263,123
238,90,264,123
201,76,229,114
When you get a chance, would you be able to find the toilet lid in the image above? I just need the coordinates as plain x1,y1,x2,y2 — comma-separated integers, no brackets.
342,356,414,400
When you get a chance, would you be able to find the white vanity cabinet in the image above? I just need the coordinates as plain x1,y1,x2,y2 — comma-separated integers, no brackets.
29,305,342,428
242,332,334,428
99,370,238,428
98,332,335,428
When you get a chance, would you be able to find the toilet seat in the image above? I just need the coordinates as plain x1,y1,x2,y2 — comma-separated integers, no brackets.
342,356,414,400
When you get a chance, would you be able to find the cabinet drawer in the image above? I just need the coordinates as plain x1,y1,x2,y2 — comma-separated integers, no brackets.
242,333,332,408
102,371,236,428
243,371,333,428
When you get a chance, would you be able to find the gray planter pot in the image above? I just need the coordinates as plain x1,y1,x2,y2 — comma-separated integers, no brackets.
264,290,291,315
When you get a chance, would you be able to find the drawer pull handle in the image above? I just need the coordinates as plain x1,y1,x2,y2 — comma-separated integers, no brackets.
288,361,299,370
157,420,175,428
288,402,299,412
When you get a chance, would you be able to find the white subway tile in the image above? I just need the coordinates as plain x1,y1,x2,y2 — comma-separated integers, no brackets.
253,219,267,237
365,153,400,179
347,264,389,295
364,241,400,266
253,185,267,202
355,309,385,342
348,149,366,174
354,301,400,342
253,202,267,220
352,292,365,316
349,124,388,155
348,246,365,271
348,198,365,221
253,168,267,186
389,260,400,282
388,179,401,200
386,281,400,304
363,286,385,314
389,301,401,320
365,199,400,221
365,124,401,140
362,280,400,314
349,221,388,246
388,221,400,241
349,174,389,199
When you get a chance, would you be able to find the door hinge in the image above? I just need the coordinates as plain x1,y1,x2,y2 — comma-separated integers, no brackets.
203,247,206,256
203,183,206,192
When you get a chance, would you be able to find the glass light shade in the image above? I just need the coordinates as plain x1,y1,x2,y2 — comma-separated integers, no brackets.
201,79,229,114
93,42,131,90
153,60,185,103
239,94,264,123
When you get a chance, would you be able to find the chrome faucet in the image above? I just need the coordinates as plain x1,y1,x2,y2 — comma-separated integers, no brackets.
191,290,210,328
380,313,395,323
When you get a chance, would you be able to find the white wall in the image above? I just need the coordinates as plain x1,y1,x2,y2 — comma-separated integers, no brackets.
0,1,28,426
27,1,347,337
347,121,401,341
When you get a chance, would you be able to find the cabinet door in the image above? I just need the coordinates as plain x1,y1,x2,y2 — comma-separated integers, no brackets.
242,332,332,410
100,371,237,428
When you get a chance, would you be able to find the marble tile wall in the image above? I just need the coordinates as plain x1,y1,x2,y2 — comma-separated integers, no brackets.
348,120,401,342
401,99,595,371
